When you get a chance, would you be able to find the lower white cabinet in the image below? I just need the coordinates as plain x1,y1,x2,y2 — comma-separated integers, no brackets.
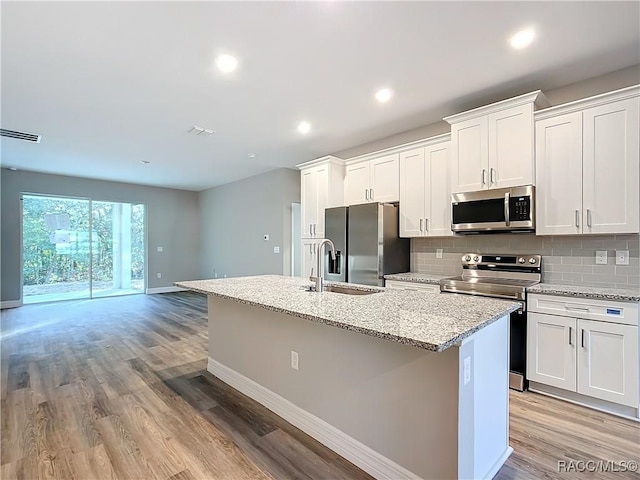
385,280,439,293
527,294,639,409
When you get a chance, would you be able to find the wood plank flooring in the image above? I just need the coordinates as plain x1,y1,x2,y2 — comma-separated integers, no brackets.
1,292,639,479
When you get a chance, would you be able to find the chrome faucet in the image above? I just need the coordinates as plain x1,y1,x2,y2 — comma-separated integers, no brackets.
310,239,336,292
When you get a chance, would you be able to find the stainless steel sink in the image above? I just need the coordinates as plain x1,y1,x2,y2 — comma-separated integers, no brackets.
323,285,381,295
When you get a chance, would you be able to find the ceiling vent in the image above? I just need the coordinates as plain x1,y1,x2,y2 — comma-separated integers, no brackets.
0,128,41,143
188,125,215,136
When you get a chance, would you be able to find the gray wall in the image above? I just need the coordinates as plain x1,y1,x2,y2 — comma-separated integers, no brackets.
198,168,300,279
1,169,200,302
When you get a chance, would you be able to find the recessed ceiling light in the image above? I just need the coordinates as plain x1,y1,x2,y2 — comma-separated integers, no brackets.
375,88,393,103
509,28,535,49
248,153,256,158
215,54,239,73
140,160,151,165
297,121,311,134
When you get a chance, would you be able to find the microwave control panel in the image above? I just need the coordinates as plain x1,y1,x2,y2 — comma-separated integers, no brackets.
510,196,531,221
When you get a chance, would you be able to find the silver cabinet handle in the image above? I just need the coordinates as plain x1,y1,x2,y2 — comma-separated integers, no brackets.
504,192,511,226
425,218,429,232
310,224,313,236
313,223,316,235
581,329,585,348
481,169,487,185
370,188,374,200
419,218,423,232
565,305,589,311
365,189,369,201
490,168,496,184
575,210,580,228
568,326,573,346
587,209,592,228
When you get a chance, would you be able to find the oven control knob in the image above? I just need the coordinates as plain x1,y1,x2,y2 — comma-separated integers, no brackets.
529,258,537,264
518,257,526,264
473,256,479,262
464,255,471,262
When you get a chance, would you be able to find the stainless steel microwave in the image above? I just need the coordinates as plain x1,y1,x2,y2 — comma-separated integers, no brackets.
451,185,535,234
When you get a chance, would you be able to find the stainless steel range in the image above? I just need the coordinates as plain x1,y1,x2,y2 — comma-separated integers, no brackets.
440,253,542,391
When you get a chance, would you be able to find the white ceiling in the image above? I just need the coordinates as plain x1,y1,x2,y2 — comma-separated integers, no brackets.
2,1,639,191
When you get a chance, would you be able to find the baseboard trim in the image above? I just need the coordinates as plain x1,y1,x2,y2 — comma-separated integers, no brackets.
1,300,23,309
529,381,639,421
207,357,421,480
145,286,187,294
482,447,513,480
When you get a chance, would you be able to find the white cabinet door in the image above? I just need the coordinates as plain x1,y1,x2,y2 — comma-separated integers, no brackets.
345,163,370,205
527,313,577,391
535,112,584,235
301,240,317,279
370,154,399,203
582,97,640,234
301,169,318,238
450,117,488,193
488,103,534,188
577,319,639,408
424,142,452,237
399,148,426,237
314,165,329,238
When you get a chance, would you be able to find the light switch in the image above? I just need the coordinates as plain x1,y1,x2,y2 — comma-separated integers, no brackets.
436,248,443,259
273,246,280,254
616,250,629,265
595,250,607,265
157,246,163,252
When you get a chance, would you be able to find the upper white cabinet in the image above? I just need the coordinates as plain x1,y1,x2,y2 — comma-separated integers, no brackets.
399,136,452,237
445,91,550,193
345,154,399,205
536,86,640,235
298,156,345,239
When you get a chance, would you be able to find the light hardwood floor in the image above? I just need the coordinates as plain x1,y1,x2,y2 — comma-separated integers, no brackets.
1,292,638,479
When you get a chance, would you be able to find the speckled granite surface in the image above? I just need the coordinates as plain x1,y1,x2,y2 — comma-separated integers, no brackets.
528,283,639,302
384,272,450,285
176,275,519,352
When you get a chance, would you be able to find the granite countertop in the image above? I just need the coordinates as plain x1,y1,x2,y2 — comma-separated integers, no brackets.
176,275,519,352
384,272,451,285
528,283,639,302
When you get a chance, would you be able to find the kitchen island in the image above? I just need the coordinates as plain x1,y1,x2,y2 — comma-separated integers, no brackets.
176,275,519,479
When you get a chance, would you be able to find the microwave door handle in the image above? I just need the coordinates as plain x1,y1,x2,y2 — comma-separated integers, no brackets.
504,192,510,226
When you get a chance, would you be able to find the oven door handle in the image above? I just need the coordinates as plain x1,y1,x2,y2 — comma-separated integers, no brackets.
504,192,510,226
440,285,525,309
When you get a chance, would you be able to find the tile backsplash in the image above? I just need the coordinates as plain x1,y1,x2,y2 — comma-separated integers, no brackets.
412,234,640,289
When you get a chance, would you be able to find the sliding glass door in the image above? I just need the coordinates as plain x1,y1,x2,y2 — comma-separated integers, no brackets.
22,194,145,304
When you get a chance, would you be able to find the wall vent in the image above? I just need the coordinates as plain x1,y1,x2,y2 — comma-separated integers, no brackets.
0,128,41,143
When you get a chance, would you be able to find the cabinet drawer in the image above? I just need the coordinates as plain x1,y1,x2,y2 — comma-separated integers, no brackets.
528,294,638,326
385,280,439,293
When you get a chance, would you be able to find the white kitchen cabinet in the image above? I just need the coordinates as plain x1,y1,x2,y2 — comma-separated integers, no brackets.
298,156,345,239
385,280,439,293
528,294,639,410
345,154,399,205
399,136,452,237
445,91,549,194
535,86,640,235
527,312,577,391
301,240,317,279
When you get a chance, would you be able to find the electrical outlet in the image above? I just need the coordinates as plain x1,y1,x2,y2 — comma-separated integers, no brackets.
273,246,280,254
263,234,270,241
290,351,299,370
436,248,443,259
595,250,608,265
157,246,163,252
616,250,630,265
156,272,162,279
463,356,471,385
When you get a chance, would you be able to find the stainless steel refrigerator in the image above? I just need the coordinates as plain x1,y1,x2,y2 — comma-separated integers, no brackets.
324,203,410,286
